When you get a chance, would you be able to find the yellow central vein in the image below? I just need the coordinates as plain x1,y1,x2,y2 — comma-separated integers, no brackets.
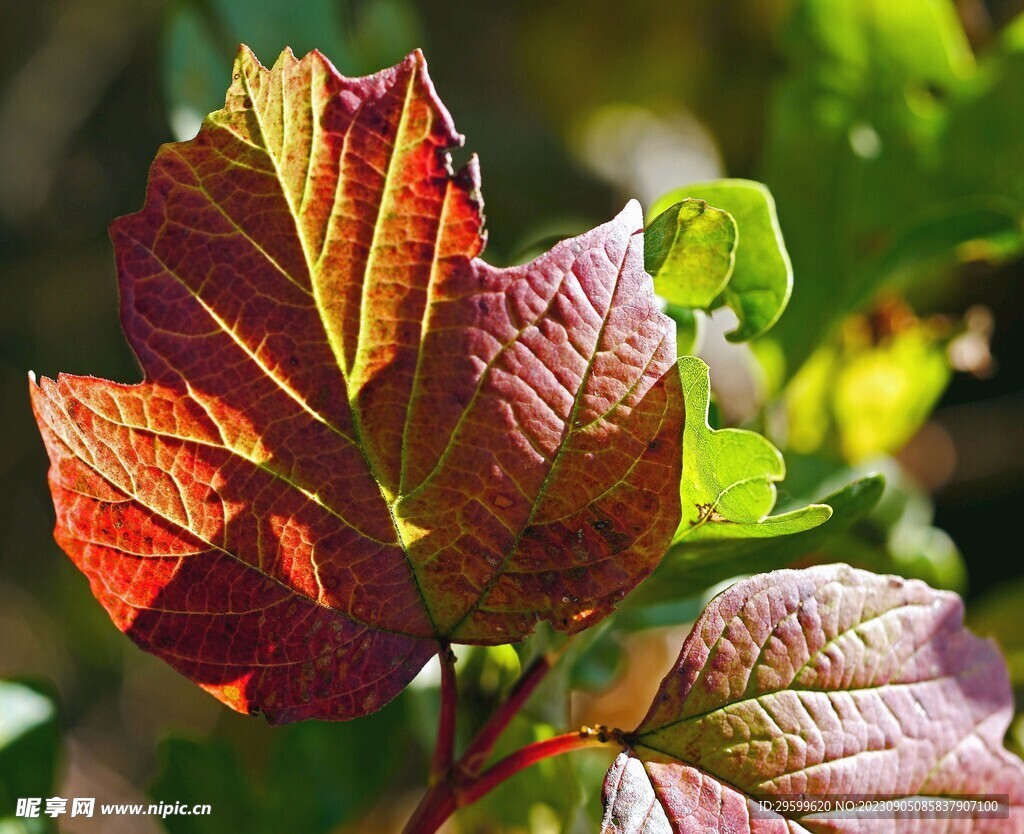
240,59,438,633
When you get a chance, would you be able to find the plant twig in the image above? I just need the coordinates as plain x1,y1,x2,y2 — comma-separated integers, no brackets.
429,643,458,785
404,726,620,834
457,652,554,776
458,727,617,806
401,782,456,834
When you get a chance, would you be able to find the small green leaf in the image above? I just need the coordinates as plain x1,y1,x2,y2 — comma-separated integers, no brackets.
615,357,839,608
628,474,883,606
676,356,829,539
645,199,737,310
651,180,792,341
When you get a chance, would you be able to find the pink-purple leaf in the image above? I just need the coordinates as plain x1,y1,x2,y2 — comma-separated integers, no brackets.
602,564,1024,832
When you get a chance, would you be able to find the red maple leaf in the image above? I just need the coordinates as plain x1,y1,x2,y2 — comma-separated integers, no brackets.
30,47,684,722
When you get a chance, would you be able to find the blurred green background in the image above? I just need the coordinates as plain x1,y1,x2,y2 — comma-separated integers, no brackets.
3,1,1024,832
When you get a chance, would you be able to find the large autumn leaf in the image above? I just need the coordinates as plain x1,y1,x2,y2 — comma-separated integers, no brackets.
602,565,1024,832
29,46,684,723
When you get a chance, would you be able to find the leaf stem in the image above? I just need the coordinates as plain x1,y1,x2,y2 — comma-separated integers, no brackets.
405,648,623,834
404,727,618,834
429,643,458,785
458,652,553,776
458,728,613,806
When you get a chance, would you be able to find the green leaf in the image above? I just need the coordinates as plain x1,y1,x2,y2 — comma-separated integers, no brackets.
0,682,59,833
628,474,882,607
645,199,736,310
676,356,829,539
651,180,792,341
618,357,844,611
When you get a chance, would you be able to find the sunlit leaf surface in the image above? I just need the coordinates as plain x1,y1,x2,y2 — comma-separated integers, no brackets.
30,47,684,722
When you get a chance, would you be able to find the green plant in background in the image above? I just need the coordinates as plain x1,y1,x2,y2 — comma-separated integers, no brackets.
5,1,1024,832
764,0,1024,371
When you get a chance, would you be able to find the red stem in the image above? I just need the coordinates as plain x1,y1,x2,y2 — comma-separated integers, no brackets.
404,729,614,834
429,644,458,784
404,645,624,833
458,652,553,776
459,730,607,806
401,783,456,834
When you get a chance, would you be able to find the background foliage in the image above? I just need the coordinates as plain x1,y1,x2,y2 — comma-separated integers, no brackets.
2,1,1024,831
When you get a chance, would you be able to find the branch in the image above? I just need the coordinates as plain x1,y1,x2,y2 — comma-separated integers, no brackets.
403,726,620,834
458,727,619,806
458,652,554,776
429,643,458,785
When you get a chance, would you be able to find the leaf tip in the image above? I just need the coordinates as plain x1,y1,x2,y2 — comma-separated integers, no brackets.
621,198,645,231
272,46,299,70
231,43,261,74
853,472,887,503
806,502,833,522
27,371,55,401
402,48,463,152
